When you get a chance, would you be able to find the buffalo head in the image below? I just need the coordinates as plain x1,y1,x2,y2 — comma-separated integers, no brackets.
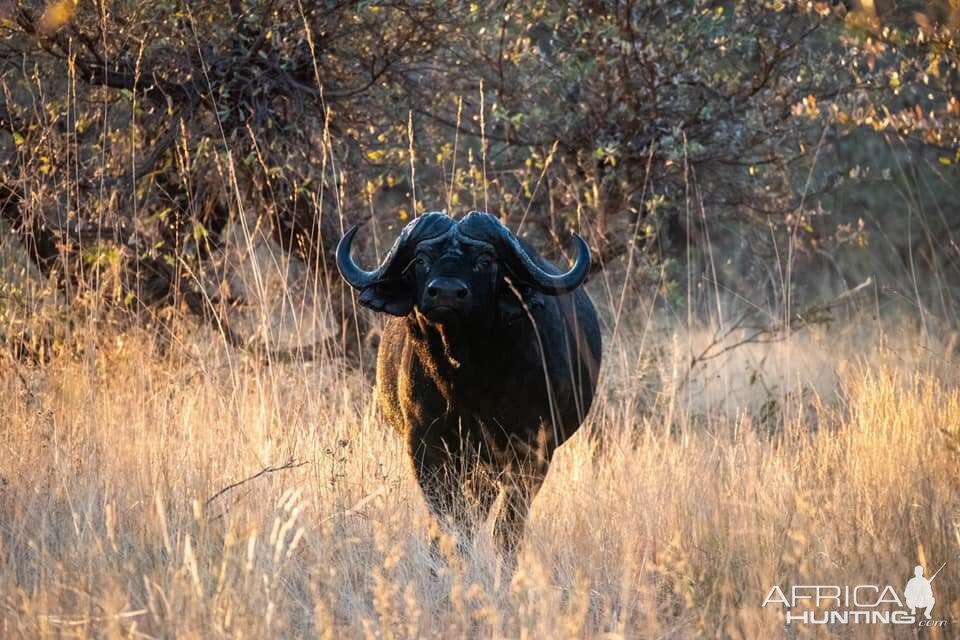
336,211,590,325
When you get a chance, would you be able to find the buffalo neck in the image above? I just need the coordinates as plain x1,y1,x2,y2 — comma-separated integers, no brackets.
408,311,519,376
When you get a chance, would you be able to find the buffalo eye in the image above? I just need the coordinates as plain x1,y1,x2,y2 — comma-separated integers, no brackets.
407,255,430,274
474,255,494,272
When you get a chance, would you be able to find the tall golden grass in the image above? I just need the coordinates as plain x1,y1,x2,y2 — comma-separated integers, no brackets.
3,16,957,635
1,316,958,638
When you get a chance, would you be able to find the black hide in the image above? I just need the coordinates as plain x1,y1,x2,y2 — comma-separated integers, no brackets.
337,211,602,565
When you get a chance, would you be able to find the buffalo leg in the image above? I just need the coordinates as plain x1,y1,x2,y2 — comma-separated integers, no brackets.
493,465,546,573
412,444,486,561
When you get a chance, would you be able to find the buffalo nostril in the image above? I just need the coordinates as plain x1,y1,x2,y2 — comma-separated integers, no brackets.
427,287,438,298
456,288,468,299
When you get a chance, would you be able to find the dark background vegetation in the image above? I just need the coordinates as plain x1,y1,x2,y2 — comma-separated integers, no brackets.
1,0,958,362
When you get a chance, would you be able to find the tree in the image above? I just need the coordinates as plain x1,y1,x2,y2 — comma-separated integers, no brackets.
1,1,957,359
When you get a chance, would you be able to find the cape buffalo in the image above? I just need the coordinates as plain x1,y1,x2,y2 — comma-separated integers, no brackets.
336,211,601,567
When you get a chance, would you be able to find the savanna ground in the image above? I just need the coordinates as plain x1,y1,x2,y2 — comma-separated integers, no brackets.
2,1,960,637
2,285,959,638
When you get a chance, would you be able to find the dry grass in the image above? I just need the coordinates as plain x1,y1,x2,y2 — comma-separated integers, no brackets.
3,12,958,635
1,316,958,638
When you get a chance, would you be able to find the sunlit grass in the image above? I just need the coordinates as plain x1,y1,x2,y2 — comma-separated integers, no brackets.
1,320,957,637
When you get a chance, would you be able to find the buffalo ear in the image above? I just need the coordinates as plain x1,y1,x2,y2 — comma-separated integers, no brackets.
358,281,415,316
498,285,544,325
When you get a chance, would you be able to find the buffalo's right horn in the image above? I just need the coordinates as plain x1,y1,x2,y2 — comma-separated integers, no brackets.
336,212,456,290
336,225,381,289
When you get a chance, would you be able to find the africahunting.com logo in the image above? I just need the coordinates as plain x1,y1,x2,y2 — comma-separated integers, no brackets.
762,564,946,627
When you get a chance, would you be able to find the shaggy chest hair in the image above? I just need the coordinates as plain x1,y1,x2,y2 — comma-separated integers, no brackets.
408,314,539,416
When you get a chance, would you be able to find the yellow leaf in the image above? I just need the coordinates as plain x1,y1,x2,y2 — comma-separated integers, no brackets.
939,157,952,166
39,0,77,34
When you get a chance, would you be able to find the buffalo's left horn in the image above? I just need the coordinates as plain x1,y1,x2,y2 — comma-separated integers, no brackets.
507,232,591,294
